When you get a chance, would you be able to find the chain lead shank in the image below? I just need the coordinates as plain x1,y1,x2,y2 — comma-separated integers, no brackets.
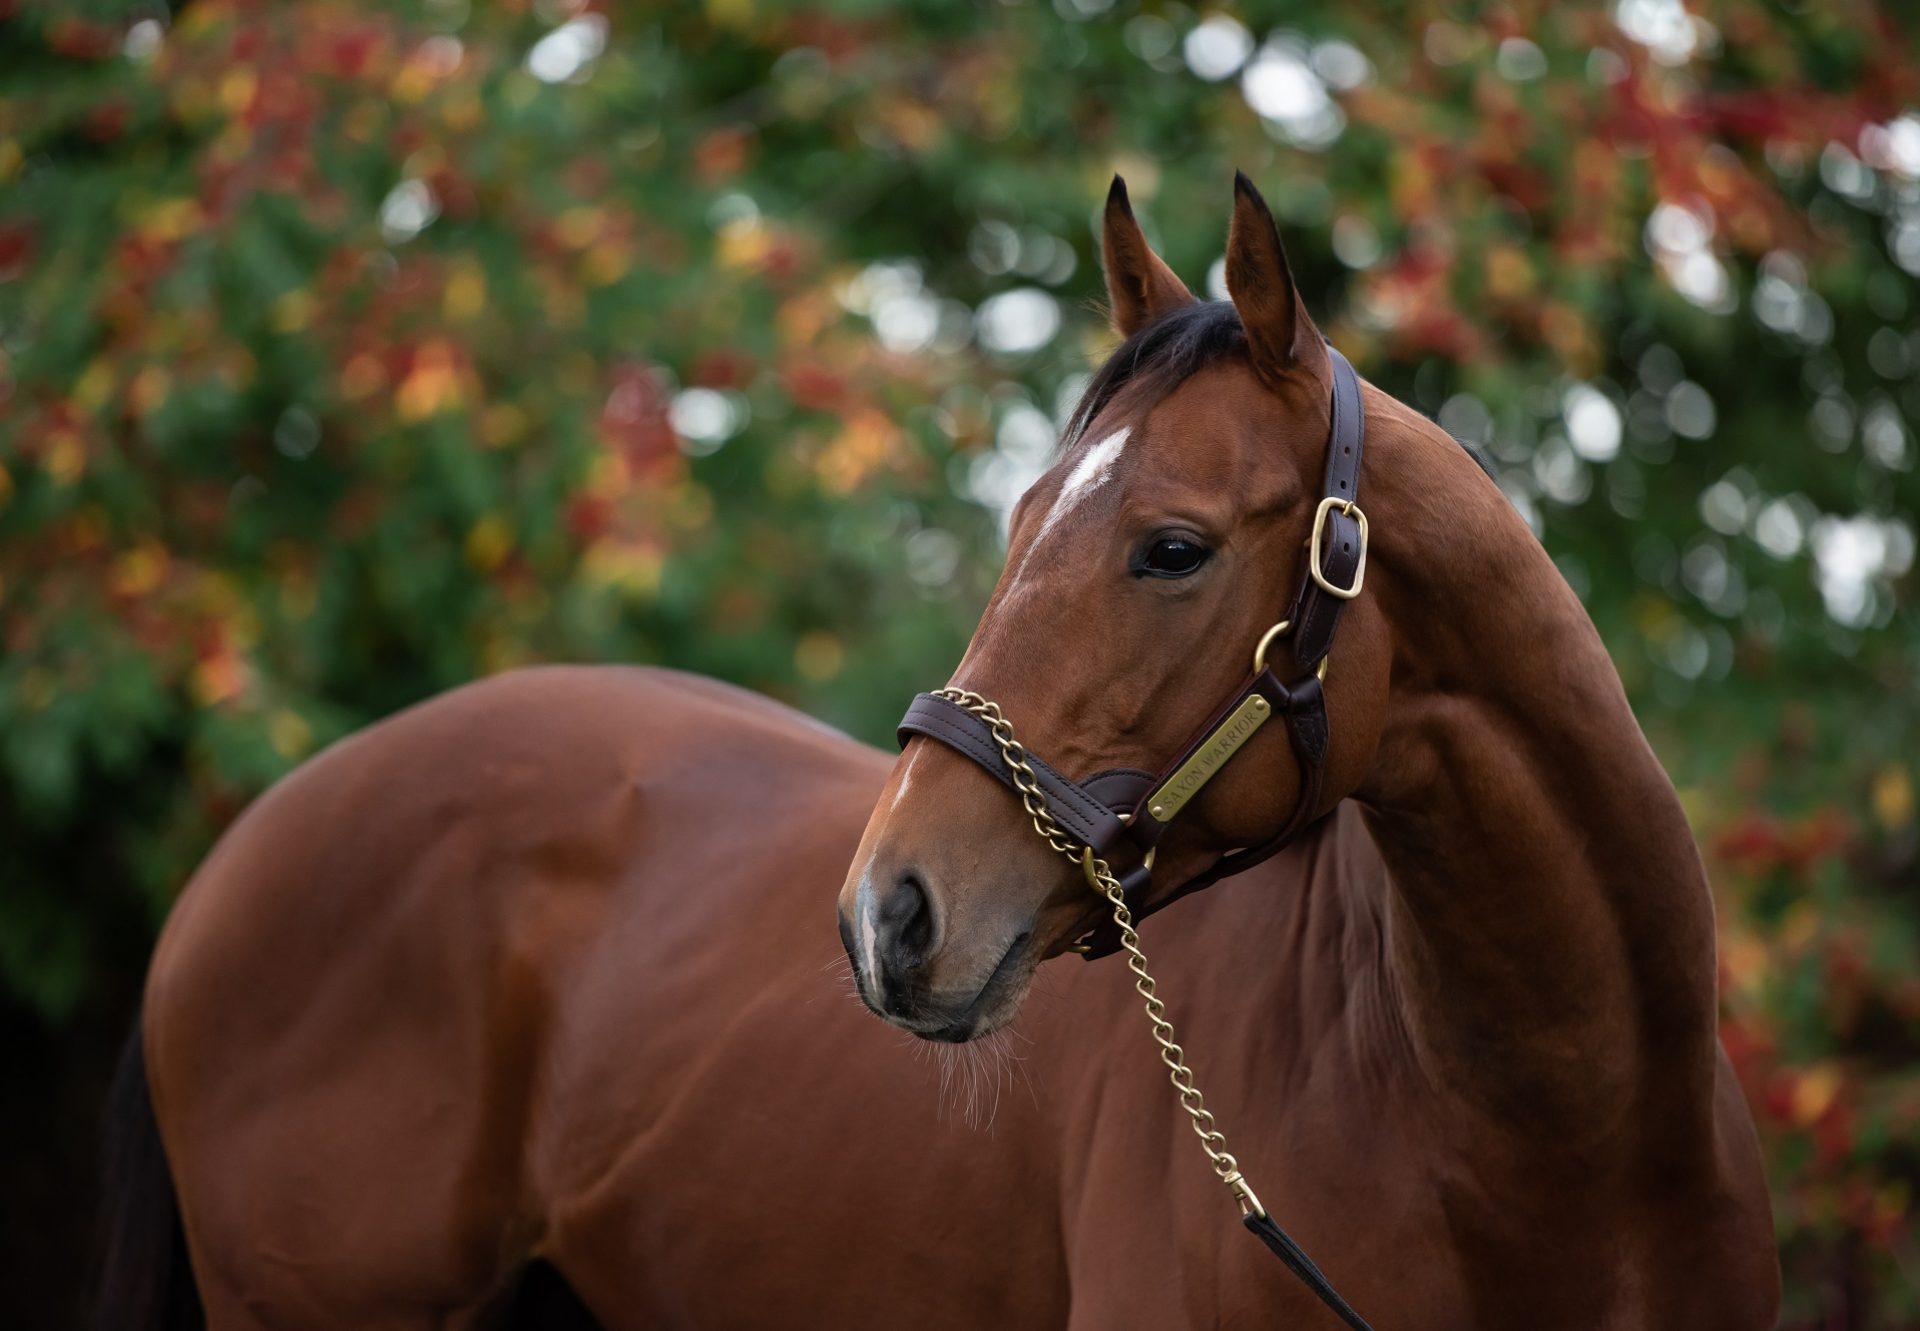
932,687,1266,1222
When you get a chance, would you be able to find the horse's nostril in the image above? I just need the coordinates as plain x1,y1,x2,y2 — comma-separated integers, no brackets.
879,868,938,971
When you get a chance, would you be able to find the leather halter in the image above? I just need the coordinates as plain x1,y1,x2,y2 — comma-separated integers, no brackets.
898,345,1369,961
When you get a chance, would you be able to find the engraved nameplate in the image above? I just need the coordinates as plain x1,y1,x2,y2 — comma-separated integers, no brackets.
1145,694,1272,823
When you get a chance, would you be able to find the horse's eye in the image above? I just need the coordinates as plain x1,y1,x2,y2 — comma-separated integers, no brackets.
1138,534,1211,578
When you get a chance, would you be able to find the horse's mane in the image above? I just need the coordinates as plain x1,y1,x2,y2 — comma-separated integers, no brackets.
1063,300,1494,477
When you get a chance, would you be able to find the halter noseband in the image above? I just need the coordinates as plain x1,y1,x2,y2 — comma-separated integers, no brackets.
897,344,1370,959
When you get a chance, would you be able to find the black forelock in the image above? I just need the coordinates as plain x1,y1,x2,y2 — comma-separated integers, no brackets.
1064,301,1247,446
1062,299,1499,478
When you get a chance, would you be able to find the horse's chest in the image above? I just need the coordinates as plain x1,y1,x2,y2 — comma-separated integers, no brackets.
1066,1061,1473,1326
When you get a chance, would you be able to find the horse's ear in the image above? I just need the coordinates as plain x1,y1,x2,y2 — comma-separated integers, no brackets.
1225,171,1327,385
1101,175,1195,337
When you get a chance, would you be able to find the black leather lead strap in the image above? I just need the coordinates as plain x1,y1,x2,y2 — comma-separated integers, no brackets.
1245,1212,1375,1330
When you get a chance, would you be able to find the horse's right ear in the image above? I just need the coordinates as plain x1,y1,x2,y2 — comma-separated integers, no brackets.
1101,175,1195,338
1225,171,1327,388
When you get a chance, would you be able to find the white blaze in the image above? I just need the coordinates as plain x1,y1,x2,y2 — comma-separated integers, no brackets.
1013,426,1131,586
889,749,918,809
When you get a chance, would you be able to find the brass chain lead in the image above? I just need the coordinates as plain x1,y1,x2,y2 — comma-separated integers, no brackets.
932,687,1267,1221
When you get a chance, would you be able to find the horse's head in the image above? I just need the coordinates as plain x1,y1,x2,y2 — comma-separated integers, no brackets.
838,174,1393,1041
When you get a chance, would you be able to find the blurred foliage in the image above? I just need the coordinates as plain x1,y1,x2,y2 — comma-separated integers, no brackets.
1,0,1917,1320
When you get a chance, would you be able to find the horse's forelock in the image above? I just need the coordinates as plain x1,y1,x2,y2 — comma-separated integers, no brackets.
1061,300,1499,479
1063,301,1248,448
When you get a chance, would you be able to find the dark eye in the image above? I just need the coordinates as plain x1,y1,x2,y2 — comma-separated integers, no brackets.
1137,534,1211,578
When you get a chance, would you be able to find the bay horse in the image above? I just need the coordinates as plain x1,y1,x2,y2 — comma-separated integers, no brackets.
96,175,1779,1329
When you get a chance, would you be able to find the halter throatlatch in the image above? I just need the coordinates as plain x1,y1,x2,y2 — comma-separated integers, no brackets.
893,346,1375,1329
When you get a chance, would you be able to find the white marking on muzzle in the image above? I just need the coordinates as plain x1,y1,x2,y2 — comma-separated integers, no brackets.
856,861,882,1001
853,751,920,1000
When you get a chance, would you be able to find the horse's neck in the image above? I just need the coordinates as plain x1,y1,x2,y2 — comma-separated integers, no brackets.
1351,398,1718,1148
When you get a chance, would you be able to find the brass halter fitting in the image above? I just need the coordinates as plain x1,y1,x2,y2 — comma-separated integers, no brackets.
1308,497,1369,600
1252,618,1329,682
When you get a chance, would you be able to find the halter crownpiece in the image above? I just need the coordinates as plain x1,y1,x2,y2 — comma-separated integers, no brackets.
893,345,1375,1330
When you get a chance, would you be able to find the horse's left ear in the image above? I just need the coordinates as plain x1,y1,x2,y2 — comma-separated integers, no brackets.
1225,171,1329,387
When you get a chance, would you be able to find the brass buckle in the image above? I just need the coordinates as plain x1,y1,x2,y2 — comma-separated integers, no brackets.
1251,619,1329,682
1307,496,1368,601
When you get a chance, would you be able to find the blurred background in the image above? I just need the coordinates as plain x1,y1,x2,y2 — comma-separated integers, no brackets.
2,0,1916,1324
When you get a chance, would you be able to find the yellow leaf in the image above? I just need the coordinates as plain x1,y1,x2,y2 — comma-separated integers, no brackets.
191,653,249,706
717,217,770,270
45,432,86,486
269,710,313,760
587,452,631,497
1719,932,1766,995
140,197,204,242
581,539,663,598
396,341,465,421
340,352,386,400
1107,154,1161,199
111,544,169,597
584,241,632,286
74,360,115,415
816,409,898,494
443,92,483,133
1631,592,1677,642
280,572,317,621
444,266,487,321
1780,901,1819,950
129,367,172,416
1486,246,1535,301
795,630,844,683
481,403,527,448
670,483,714,531
392,64,435,105
556,207,602,250
1790,1064,1841,1126
465,515,512,572
219,68,257,116
1872,765,1913,831
19,668,54,712
706,0,756,29
273,290,315,334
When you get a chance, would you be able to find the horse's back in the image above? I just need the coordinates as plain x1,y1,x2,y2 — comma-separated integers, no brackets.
143,665,888,1326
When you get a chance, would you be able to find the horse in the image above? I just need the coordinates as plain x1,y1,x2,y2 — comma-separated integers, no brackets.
94,174,1780,1329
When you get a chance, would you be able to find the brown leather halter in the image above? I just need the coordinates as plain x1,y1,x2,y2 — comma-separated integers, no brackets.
899,344,1368,959
894,346,1374,1330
